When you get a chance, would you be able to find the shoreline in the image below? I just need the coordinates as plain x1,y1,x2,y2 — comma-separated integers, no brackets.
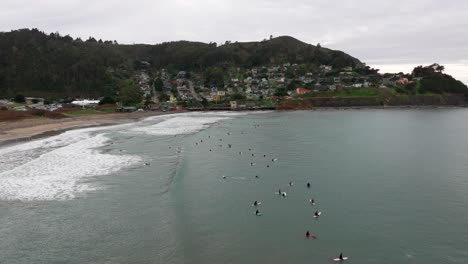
0,111,182,147
1,106,467,147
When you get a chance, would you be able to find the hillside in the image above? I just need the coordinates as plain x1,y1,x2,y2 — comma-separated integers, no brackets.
0,29,362,98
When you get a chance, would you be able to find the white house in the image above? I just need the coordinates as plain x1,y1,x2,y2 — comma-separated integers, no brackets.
71,99,100,107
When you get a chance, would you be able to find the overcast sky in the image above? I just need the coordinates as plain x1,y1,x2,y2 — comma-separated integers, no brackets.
1,0,467,83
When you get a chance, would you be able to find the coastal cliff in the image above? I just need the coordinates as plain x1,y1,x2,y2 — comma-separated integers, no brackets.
276,94,467,109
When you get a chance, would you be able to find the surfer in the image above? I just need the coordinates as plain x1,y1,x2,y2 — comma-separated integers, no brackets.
228,144,232,148
306,231,310,237
144,163,150,166
255,175,259,179
307,182,311,188
309,199,315,204
314,211,320,217
255,209,260,216
278,189,282,195
281,192,286,198
289,181,293,186
339,253,343,260
253,201,258,206
267,165,270,168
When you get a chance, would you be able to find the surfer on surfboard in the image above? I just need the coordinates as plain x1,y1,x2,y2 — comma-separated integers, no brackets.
255,209,261,216
333,253,348,261
305,231,317,239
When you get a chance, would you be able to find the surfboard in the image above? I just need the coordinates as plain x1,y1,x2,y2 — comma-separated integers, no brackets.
313,212,322,218
333,257,348,261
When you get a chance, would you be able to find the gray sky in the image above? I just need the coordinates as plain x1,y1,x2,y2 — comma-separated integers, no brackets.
1,0,467,83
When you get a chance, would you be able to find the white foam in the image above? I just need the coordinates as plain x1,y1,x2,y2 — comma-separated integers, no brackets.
131,114,232,136
0,132,140,201
0,111,256,201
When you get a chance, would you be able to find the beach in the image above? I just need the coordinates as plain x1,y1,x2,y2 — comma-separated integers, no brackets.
0,111,178,146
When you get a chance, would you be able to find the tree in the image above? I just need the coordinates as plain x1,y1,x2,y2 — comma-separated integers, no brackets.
99,96,116,105
154,78,164,92
231,93,246,100
14,94,25,103
118,80,143,105
274,88,288,97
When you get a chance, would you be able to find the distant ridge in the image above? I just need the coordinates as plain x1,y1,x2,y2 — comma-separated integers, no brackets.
0,28,361,97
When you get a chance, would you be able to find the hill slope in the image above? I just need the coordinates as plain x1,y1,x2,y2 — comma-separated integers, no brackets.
0,29,362,98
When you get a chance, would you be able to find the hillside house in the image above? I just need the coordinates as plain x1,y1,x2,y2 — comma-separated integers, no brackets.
296,87,311,95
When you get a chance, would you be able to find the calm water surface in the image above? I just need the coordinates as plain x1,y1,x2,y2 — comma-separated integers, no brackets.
1,110,468,264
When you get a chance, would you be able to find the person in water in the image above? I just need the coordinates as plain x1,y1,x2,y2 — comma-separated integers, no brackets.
306,231,310,237
307,182,311,188
339,253,343,260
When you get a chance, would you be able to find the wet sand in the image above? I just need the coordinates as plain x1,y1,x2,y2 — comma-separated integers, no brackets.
0,111,180,146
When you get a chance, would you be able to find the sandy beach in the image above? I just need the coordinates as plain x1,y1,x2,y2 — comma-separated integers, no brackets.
0,111,177,146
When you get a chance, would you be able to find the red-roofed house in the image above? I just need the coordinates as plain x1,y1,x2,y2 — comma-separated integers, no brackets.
296,87,311,95
396,78,409,85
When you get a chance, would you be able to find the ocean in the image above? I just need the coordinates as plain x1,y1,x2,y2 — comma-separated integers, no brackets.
1,110,468,263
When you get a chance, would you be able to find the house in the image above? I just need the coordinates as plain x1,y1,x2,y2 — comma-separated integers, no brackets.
352,83,363,88
211,95,221,102
71,99,99,108
320,65,332,72
217,91,226,96
396,78,410,85
230,101,238,110
25,97,45,105
0,99,11,105
296,87,311,95
343,66,353,72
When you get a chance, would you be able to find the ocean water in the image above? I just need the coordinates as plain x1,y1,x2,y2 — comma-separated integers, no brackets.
1,110,468,263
